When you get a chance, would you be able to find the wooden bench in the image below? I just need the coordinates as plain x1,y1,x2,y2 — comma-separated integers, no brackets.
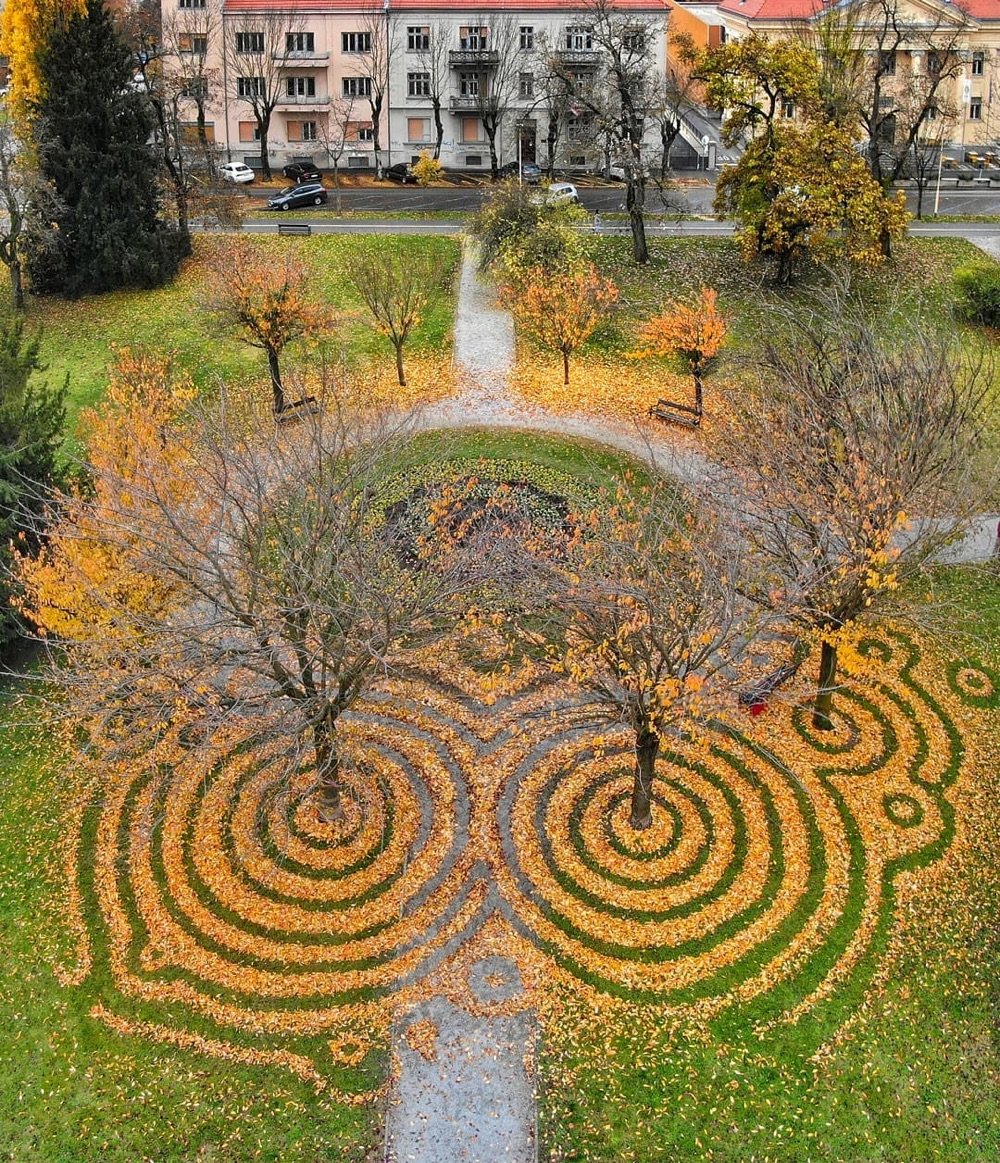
738,661,799,714
649,398,701,428
277,222,312,236
274,395,321,424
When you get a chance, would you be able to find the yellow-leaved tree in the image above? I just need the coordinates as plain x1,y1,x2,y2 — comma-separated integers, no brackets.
0,0,86,129
502,264,618,386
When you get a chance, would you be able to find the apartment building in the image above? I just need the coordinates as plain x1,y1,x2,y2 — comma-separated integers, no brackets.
671,0,1000,148
165,0,671,171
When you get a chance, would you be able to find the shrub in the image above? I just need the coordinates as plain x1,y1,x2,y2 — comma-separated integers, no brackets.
471,180,585,276
412,152,445,187
953,263,1000,327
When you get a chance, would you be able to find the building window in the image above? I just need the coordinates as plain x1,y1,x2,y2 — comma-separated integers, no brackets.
178,33,208,54
879,50,896,76
288,120,318,142
781,99,795,119
970,97,983,119
407,71,431,97
972,51,985,76
407,26,430,51
286,76,316,97
356,125,374,141
462,117,481,142
459,72,481,98
566,26,593,51
926,105,938,120
238,121,260,142
348,155,370,168
407,117,431,142
178,0,206,8
520,26,534,50
623,27,645,52
181,77,208,98
926,51,940,75
235,31,263,54
237,76,265,98
459,27,488,51
342,32,371,54
343,76,372,98
519,73,534,99
465,155,483,166
286,32,315,53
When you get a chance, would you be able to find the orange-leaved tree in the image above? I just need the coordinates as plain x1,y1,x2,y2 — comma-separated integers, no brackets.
503,264,618,386
205,239,329,414
523,480,764,830
633,287,727,418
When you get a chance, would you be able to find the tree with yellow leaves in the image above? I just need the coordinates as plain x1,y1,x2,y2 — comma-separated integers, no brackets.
523,481,763,830
503,264,618,387
726,290,993,729
0,0,85,129
205,239,329,414
634,286,727,419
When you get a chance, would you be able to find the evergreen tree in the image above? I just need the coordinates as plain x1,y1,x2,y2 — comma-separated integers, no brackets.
26,0,183,297
0,321,65,652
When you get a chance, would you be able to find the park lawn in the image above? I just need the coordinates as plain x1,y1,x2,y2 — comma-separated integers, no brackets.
0,684,380,1162
1,233,461,438
536,562,1000,1163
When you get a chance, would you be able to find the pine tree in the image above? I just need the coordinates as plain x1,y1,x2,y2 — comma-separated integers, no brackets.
26,0,183,297
0,321,65,652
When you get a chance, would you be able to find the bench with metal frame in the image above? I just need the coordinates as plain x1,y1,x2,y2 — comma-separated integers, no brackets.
648,398,702,428
277,222,312,236
738,661,799,713
274,395,321,424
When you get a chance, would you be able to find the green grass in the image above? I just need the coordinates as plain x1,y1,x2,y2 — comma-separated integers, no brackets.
536,564,1000,1162
0,682,378,1161
1,234,461,438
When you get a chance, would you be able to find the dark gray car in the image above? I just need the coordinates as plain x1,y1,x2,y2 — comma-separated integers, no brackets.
267,182,328,210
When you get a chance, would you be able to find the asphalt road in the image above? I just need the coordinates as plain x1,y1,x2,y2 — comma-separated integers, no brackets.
238,179,1000,218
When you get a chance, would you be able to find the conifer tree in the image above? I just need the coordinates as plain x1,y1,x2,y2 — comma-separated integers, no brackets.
26,0,182,296
0,321,65,652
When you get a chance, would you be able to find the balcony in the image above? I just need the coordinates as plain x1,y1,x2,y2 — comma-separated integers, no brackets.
449,49,499,67
277,94,331,108
555,48,601,67
449,94,482,112
274,51,330,64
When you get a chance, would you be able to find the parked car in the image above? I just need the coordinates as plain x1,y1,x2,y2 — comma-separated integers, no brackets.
384,163,416,184
283,157,321,182
267,182,328,210
220,161,255,184
499,160,542,184
530,182,580,206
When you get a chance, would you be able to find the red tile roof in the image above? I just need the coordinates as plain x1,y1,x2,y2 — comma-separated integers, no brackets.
225,0,668,11
712,0,1000,21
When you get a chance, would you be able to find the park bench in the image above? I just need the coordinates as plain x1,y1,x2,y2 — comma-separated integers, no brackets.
274,395,321,424
277,222,312,236
648,398,702,428
738,661,799,715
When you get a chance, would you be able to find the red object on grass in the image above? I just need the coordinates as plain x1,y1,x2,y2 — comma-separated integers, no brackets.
748,700,768,716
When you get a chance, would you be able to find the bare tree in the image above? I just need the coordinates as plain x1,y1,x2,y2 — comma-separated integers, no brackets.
522,482,762,830
416,21,452,160
653,30,699,178
316,95,356,212
557,0,660,263
161,0,222,166
725,290,995,730
0,117,29,309
357,2,397,177
347,242,442,386
224,10,304,180
465,14,525,181
18,385,476,824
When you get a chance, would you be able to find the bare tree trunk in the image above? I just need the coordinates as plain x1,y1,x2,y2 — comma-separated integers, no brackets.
314,706,344,822
9,256,23,311
266,346,285,412
333,160,341,213
259,121,272,181
693,369,703,417
812,639,838,731
545,114,559,178
394,341,406,386
432,99,444,160
879,222,892,259
626,175,649,264
630,727,659,830
484,119,500,181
